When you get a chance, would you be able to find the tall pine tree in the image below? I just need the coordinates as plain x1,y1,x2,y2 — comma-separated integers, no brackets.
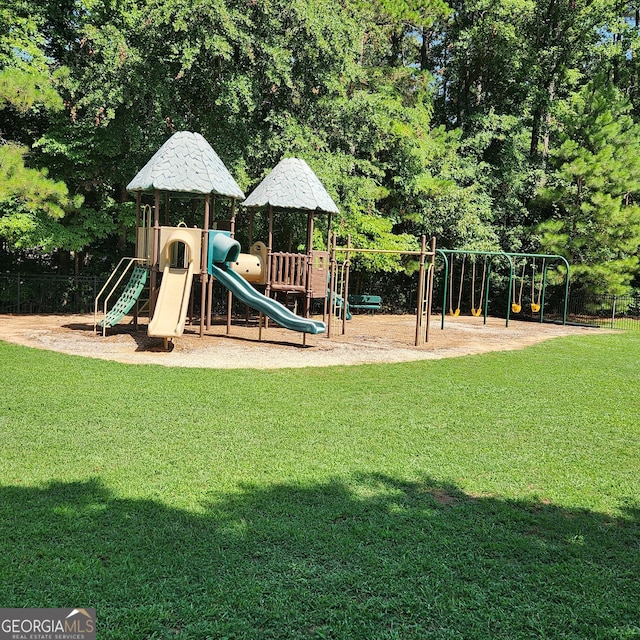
0,0,78,252
536,79,640,294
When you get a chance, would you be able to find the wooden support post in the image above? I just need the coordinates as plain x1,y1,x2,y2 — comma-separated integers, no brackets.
189,283,195,326
426,236,436,342
323,212,332,324
415,235,427,346
134,192,141,255
305,211,314,319
200,194,210,338
327,233,336,338
264,204,274,330
134,192,142,329
225,197,235,336
207,275,213,331
342,235,351,336
149,189,161,317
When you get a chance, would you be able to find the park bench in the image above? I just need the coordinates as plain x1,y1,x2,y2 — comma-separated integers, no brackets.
347,294,382,312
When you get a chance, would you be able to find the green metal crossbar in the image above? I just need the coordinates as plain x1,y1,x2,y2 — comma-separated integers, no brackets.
99,265,148,328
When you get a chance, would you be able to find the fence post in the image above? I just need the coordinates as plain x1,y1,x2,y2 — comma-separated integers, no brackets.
611,295,617,329
16,273,20,314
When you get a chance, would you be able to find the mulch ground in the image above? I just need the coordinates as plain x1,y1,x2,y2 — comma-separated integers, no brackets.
0,312,598,369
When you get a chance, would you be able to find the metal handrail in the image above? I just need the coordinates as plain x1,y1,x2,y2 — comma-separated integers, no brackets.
93,257,146,335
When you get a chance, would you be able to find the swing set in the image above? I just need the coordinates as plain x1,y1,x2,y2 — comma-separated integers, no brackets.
511,258,545,314
447,254,488,317
471,258,487,317
437,249,570,328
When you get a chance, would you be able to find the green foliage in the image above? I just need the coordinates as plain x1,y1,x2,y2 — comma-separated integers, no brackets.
0,68,63,114
536,80,640,294
0,144,81,250
458,113,541,250
435,0,535,126
3,0,640,296
0,0,79,251
0,145,68,219
410,124,498,249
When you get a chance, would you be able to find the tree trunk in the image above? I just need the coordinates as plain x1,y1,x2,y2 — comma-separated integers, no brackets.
530,105,542,158
530,80,554,160
389,28,404,67
542,80,555,159
420,27,429,71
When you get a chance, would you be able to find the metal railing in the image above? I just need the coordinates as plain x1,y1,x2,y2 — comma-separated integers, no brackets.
0,273,107,314
93,257,146,335
3,272,640,333
566,293,640,331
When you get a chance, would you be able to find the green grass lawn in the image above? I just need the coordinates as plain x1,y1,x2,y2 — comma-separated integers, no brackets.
0,331,639,639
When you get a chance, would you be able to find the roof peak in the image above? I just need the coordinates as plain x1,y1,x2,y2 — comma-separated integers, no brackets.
127,131,245,199
242,157,339,214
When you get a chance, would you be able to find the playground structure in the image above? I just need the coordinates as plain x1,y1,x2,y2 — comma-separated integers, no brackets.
207,229,326,336
93,131,572,351
94,132,442,349
436,249,571,328
95,133,342,346
146,225,201,340
96,131,242,342
238,157,339,344
328,234,437,346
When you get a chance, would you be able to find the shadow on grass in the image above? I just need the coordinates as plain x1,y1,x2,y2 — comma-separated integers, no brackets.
1,475,638,639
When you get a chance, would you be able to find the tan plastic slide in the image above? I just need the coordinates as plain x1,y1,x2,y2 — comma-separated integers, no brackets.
148,228,199,339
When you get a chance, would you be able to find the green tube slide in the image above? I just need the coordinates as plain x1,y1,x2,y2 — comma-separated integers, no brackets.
210,263,326,335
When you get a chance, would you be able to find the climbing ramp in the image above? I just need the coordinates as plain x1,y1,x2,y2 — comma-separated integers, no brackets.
96,264,148,331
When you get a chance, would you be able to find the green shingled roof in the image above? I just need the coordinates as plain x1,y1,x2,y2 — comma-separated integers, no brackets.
242,158,339,214
126,131,245,199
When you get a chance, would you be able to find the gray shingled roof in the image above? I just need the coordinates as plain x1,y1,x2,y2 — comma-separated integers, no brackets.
126,131,245,199
242,158,339,213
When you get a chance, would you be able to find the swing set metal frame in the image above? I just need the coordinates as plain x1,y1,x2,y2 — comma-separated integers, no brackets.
436,249,570,329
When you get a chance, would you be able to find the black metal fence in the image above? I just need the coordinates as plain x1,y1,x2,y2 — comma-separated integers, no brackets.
566,293,640,330
0,273,107,314
2,272,640,332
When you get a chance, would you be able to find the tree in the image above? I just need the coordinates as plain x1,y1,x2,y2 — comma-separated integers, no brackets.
536,79,640,294
5,0,638,292
0,0,80,254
